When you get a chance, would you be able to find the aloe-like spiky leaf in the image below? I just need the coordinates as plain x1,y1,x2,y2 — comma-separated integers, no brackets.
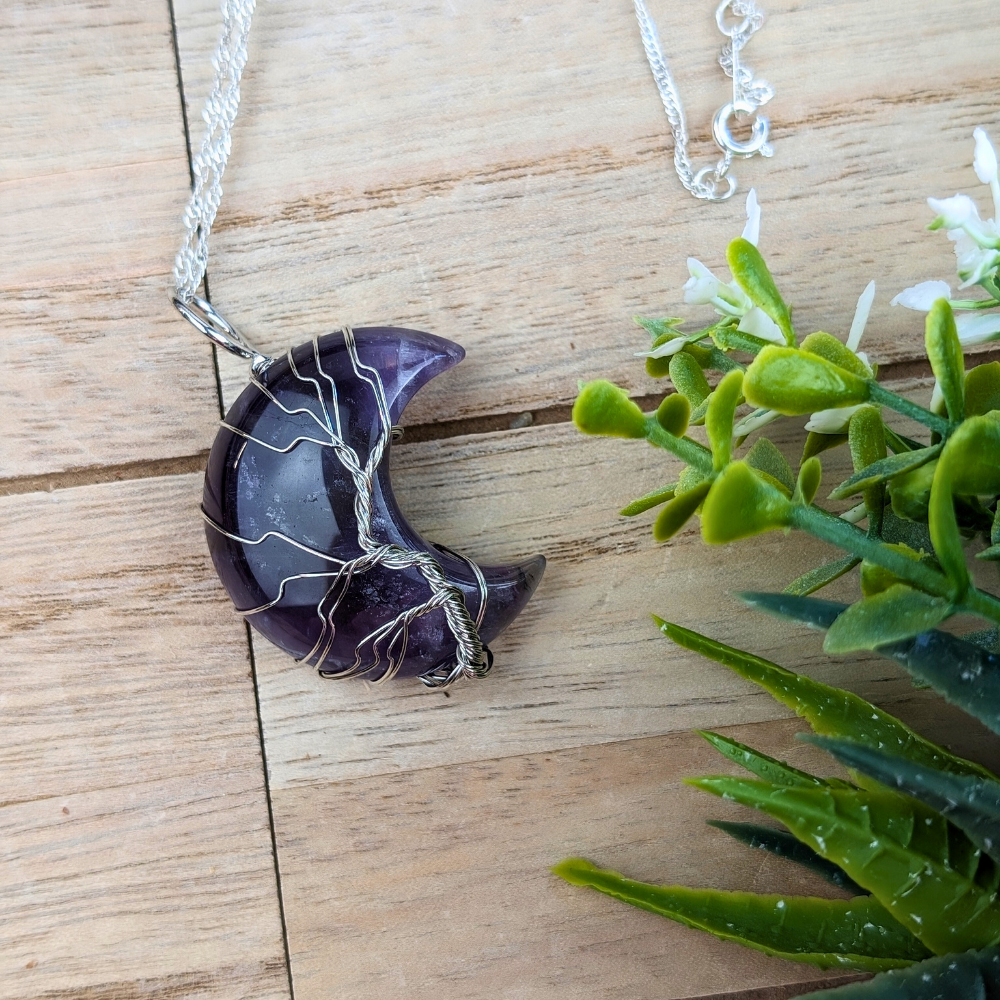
708,820,866,895
699,730,847,788
656,616,991,780
552,858,928,971
828,446,942,501
799,945,1000,998
808,736,1000,865
741,591,1000,740
689,777,1000,954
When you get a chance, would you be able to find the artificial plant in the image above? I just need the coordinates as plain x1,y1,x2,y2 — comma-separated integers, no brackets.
556,129,1000,997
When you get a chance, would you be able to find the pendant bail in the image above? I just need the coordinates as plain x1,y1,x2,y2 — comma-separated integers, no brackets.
173,295,273,375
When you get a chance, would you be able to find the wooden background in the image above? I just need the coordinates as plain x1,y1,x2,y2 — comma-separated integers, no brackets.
3,1,1000,997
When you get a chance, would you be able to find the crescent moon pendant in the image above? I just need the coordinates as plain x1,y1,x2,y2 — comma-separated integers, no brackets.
202,326,545,686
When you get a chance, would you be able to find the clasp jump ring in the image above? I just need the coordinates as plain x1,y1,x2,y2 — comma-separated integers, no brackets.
173,295,273,375
712,100,772,158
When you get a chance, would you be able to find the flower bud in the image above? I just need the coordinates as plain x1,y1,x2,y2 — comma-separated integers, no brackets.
743,346,871,415
974,127,999,186
573,380,647,439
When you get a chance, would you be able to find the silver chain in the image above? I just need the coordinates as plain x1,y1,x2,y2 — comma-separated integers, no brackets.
173,0,256,302
172,1,492,687
633,0,774,202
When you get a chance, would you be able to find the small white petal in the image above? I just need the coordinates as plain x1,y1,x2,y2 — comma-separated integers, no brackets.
634,338,687,359
805,404,864,435
733,407,781,438
847,280,876,353
738,307,784,344
742,188,761,247
890,280,952,311
683,257,724,305
929,379,945,416
840,501,868,524
974,127,999,186
928,194,981,230
955,311,1000,345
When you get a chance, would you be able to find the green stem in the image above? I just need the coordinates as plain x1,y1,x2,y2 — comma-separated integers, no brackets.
644,419,714,472
868,382,950,436
791,504,1000,625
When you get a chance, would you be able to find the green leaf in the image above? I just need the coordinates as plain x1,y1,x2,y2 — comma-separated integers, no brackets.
745,436,796,493
669,352,711,405
794,457,824,506
552,858,927,971
966,361,1000,417
700,461,794,543
883,425,925,455
619,483,676,517
712,323,773,356
829,446,942,501
928,416,1000,594
744,346,871,415
799,947,1000,999
849,406,887,535
706,370,745,470
658,614,990,779
644,332,684,377
573,380,647,438
881,507,934,553
727,238,795,345
653,481,712,542
707,820,866,895
656,393,690,436
809,736,1000,864
698,730,837,788
800,332,873,379
824,585,953,654
804,431,849,461
784,556,861,596
860,544,928,598
889,459,936,523
688,777,1000,954
925,299,965,422
634,316,684,339
739,591,1000,742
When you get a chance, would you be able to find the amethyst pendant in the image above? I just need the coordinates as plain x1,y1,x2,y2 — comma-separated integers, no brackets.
202,327,544,685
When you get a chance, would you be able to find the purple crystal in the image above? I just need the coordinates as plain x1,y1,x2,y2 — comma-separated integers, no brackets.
203,327,545,681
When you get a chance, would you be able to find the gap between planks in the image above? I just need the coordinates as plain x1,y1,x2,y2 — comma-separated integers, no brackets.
3,350,990,499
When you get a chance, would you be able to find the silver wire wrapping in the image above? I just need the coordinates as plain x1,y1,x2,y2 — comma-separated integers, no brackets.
201,329,493,688
633,0,774,201
172,2,493,687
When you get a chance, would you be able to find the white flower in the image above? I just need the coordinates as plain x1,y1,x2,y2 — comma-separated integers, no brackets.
890,280,952,311
928,194,981,231
804,280,876,435
681,189,762,320
742,188,761,247
974,127,999,187
737,306,784,344
955,311,1000,345
634,336,688,360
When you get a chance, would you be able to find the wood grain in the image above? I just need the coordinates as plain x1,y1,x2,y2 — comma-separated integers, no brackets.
0,1,220,479
173,0,1000,418
0,475,287,999
270,719,871,1000
251,394,1000,790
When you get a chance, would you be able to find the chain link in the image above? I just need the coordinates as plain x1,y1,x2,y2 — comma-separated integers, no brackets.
633,0,773,202
173,0,257,302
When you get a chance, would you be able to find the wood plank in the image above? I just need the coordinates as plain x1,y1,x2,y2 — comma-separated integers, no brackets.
0,1,220,479
269,720,871,1000
173,0,1000,417
0,475,288,999
249,386,1000,789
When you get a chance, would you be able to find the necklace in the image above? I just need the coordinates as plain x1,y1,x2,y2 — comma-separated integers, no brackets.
633,0,774,201
173,1,544,688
